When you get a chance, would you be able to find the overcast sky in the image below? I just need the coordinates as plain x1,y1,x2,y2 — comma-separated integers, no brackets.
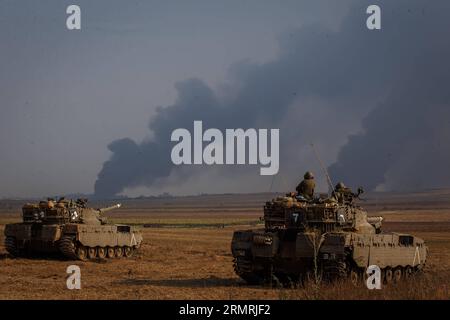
1,0,449,198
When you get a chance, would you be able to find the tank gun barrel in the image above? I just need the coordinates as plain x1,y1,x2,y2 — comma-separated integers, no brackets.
367,216,383,231
367,216,383,224
98,203,122,214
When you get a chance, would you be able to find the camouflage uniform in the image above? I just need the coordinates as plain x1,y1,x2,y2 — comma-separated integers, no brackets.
333,182,353,203
296,172,315,200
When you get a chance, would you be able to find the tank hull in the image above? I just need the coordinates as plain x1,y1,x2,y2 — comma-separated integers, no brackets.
4,222,143,260
231,229,428,285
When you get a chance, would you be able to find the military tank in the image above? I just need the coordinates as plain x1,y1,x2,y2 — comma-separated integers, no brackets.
4,198,143,261
231,186,428,286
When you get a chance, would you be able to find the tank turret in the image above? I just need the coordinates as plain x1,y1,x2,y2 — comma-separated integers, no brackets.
262,191,382,234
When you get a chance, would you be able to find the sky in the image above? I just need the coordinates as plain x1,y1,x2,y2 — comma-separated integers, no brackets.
1,0,449,198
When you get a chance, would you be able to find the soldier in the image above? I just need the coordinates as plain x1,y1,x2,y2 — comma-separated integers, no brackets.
333,182,347,203
332,182,363,203
335,182,346,192
46,198,55,209
296,171,316,200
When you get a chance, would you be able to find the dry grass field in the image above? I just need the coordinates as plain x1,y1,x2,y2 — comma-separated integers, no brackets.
0,191,449,300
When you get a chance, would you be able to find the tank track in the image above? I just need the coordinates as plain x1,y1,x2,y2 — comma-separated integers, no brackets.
233,257,266,285
58,236,78,260
349,265,421,286
322,260,348,280
234,257,287,286
235,255,422,287
4,236,19,256
321,257,422,285
58,236,136,261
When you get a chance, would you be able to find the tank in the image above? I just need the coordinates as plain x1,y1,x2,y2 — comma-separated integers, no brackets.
4,198,143,261
231,187,428,286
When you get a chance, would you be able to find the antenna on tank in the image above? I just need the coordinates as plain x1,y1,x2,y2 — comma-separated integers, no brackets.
268,172,289,193
310,143,334,196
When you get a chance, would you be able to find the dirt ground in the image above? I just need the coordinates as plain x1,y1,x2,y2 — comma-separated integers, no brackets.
0,191,449,300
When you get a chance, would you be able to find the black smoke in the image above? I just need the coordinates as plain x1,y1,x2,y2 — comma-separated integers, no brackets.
329,1,450,191
329,54,450,191
95,0,450,197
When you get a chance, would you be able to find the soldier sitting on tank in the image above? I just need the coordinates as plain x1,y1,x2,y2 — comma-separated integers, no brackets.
295,171,316,201
332,182,363,204
46,198,55,209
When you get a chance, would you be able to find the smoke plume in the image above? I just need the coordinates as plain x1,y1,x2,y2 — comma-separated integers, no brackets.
95,0,450,197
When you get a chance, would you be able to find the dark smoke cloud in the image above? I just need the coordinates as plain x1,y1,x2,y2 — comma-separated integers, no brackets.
95,0,450,197
329,54,450,191
329,0,450,191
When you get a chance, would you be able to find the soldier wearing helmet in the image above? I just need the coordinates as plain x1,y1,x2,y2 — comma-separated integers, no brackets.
333,182,363,204
332,182,347,203
296,171,316,200
335,182,346,191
